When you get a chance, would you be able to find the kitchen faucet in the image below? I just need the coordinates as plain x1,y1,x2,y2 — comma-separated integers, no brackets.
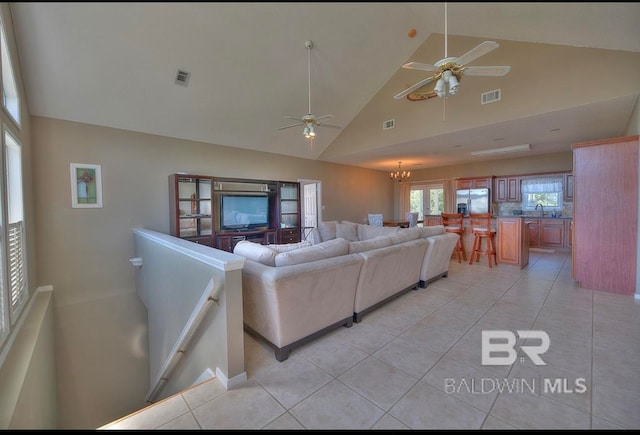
535,203,545,217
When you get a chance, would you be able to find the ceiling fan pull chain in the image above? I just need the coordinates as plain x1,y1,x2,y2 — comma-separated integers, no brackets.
443,96,446,121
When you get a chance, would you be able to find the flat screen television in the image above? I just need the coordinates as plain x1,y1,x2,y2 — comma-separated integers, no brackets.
220,194,269,231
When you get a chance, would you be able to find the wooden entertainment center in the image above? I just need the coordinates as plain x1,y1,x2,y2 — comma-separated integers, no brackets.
169,174,301,252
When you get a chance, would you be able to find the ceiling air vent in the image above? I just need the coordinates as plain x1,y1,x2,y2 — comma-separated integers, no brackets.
481,89,501,105
383,119,395,130
175,69,191,87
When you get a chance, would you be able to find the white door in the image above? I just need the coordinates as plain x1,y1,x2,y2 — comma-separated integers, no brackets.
299,179,322,241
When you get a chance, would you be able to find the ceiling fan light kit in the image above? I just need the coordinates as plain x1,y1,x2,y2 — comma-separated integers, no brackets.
277,40,342,142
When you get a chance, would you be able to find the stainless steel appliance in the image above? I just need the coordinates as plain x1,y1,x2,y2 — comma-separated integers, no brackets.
456,188,490,217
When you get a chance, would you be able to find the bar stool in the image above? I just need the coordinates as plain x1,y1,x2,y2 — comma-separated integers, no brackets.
441,213,466,262
468,213,497,268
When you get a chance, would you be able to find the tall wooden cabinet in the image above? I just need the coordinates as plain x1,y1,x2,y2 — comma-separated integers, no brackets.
169,174,301,252
572,135,638,295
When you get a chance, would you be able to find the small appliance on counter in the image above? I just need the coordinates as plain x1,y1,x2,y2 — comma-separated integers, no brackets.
457,203,467,216
512,209,523,216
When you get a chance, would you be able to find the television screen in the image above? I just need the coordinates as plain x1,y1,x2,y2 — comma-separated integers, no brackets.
220,194,269,230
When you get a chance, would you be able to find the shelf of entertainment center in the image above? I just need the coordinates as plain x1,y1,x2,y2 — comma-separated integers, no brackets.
215,228,277,252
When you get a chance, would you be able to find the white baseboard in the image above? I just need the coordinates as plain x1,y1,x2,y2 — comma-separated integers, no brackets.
215,367,247,390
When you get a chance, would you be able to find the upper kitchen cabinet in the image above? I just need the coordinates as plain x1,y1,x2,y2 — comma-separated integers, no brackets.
572,135,638,295
457,177,492,190
563,173,574,202
494,176,521,202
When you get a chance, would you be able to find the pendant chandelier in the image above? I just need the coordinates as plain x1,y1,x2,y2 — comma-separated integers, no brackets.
390,161,410,182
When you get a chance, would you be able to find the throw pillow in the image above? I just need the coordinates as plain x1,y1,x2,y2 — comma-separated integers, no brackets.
336,222,358,242
317,220,338,242
233,241,277,266
274,237,349,267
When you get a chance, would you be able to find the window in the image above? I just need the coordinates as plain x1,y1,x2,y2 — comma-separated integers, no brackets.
521,177,563,211
5,130,26,324
410,183,444,217
0,8,27,352
0,18,20,127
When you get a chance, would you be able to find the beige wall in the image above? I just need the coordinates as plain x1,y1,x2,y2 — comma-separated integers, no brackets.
409,151,573,181
30,115,394,428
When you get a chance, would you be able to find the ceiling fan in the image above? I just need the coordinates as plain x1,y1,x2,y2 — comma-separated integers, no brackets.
278,40,342,141
394,2,511,101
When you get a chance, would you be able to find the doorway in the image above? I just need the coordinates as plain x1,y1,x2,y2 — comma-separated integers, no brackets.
298,179,322,241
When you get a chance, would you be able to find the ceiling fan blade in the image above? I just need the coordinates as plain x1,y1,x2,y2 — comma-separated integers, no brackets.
407,89,438,101
454,41,499,66
401,61,438,72
283,115,304,122
393,76,435,100
316,121,342,129
463,65,511,76
314,114,335,122
277,122,305,130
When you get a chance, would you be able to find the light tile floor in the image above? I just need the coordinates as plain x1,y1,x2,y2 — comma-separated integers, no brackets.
101,250,640,430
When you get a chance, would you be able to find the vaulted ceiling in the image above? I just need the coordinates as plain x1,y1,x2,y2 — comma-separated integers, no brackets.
9,2,640,173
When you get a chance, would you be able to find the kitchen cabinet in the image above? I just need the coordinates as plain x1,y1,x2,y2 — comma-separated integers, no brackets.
497,217,529,268
527,218,568,248
456,177,492,190
539,219,565,247
563,173,574,202
572,135,638,295
494,176,521,202
423,215,442,226
528,220,539,247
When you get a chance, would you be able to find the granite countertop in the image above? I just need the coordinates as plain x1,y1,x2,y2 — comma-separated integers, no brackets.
495,215,572,220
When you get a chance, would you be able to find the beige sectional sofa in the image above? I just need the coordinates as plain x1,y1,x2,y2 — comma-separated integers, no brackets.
234,221,458,361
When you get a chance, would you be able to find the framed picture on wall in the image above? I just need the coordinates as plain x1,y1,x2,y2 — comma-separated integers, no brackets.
70,163,103,208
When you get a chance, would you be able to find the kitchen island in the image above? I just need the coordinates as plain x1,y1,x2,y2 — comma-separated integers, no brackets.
496,216,530,268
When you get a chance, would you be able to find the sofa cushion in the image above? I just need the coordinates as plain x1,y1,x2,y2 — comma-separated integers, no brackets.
267,240,312,253
418,225,446,238
274,237,349,267
336,221,359,242
358,224,399,241
233,241,277,266
348,235,392,254
386,227,422,245
316,220,338,242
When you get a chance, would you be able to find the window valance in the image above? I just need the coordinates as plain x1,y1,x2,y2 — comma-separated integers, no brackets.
521,178,563,194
